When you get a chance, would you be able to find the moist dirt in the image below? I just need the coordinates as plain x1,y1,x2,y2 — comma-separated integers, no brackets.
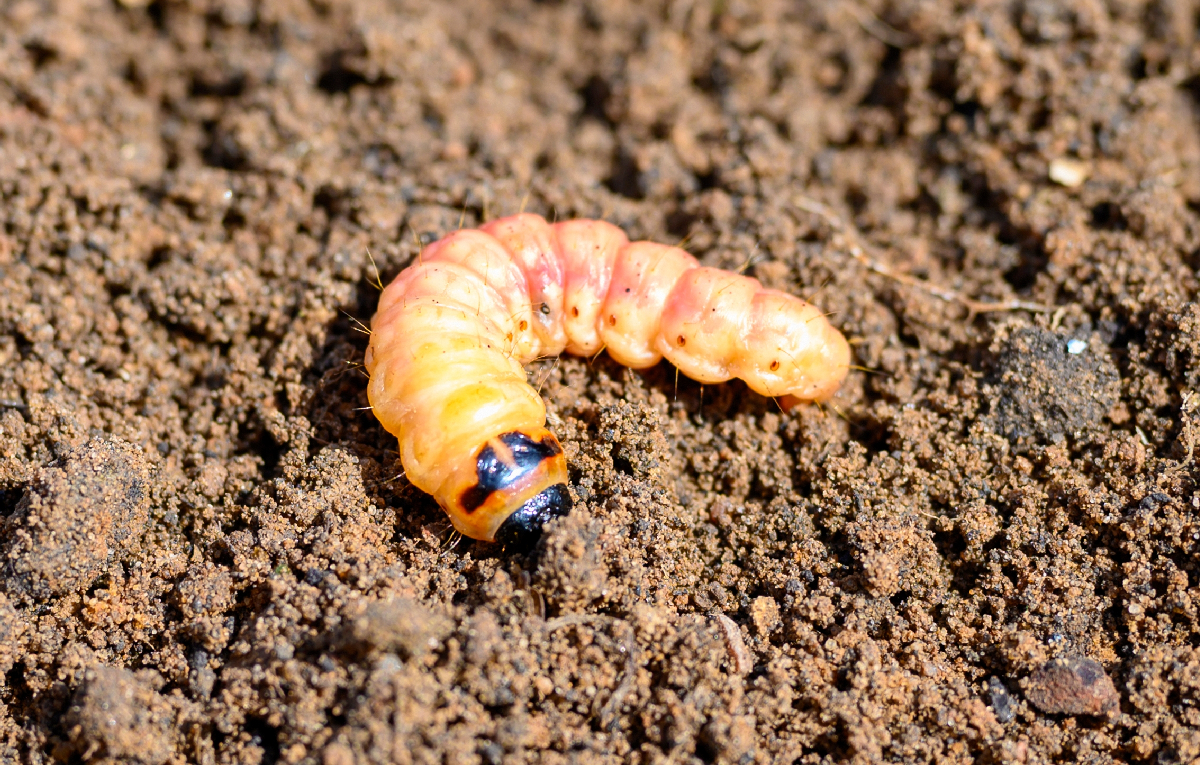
3,1,1200,763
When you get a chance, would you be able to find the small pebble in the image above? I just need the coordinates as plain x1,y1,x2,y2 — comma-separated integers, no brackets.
1049,158,1089,188
987,677,1015,723
1066,339,1087,354
1024,656,1119,717
748,596,780,637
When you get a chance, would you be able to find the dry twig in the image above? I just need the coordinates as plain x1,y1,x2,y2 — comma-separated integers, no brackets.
793,195,1051,317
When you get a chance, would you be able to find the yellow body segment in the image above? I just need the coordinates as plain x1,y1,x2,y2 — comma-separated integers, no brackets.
367,214,851,542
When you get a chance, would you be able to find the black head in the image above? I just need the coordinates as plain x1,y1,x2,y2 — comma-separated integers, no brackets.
493,483,572,551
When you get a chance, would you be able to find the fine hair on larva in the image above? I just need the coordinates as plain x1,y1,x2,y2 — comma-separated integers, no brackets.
365,213,851,548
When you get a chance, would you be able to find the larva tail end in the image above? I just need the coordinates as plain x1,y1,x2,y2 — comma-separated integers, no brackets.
493,483,573,551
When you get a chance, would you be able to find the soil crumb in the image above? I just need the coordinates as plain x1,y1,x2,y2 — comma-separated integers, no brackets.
60,665,181,765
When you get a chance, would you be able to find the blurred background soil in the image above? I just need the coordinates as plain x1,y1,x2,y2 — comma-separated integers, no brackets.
2,0,1200,762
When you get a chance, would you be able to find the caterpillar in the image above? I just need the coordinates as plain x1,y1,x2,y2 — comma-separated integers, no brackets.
364,214,850,548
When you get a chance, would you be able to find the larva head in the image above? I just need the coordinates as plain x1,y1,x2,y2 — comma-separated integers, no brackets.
438,428,572,548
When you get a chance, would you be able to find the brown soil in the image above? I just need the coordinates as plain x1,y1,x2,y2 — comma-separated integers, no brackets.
2,1,1200,763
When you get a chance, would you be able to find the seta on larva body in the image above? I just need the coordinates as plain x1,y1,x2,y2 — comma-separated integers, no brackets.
365,214,850,547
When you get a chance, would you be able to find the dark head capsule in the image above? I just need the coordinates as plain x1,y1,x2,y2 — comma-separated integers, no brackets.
493,483,572,550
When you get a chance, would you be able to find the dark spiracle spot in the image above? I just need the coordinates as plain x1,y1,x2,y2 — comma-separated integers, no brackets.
494,484,572,551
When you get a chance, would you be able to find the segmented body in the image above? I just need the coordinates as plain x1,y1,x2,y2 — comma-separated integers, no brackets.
365,214,850,545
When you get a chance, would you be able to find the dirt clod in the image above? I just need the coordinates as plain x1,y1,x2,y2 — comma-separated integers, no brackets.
61,665,179,765
1024,656,1120,717
987,326,1120,448
1,437,151,601
340,596,453,660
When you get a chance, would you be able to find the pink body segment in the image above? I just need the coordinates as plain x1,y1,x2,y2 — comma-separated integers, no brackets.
366,213,851,543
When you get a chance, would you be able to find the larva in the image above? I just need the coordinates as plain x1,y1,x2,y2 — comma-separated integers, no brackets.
365,214,850,547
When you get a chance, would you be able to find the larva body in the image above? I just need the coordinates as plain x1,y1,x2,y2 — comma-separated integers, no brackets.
365,214,850,546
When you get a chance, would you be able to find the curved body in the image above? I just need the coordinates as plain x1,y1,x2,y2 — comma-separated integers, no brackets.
366,214,850,544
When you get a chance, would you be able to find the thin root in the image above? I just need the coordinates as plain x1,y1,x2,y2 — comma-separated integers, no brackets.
846,1,915,48
793,196,1051,317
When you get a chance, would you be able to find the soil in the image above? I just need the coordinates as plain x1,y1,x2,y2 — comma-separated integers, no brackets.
2,0,1200,763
